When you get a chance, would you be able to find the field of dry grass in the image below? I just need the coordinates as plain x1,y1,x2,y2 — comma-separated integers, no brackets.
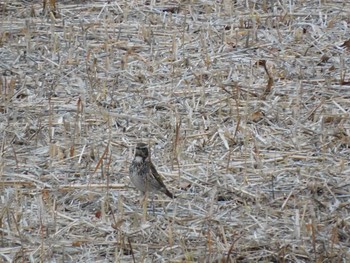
1,0,350,262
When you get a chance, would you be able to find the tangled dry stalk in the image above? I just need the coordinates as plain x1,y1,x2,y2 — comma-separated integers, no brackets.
1,0,350,262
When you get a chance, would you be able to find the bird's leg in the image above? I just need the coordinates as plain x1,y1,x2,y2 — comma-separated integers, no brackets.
142,192,148,221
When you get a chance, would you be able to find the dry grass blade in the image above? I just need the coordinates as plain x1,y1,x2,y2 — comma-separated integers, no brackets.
1,0,350,262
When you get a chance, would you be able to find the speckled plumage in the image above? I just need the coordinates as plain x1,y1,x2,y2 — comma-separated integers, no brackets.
129,143,175,198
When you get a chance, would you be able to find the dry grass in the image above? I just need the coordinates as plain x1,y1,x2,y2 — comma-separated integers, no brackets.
1,0,350,262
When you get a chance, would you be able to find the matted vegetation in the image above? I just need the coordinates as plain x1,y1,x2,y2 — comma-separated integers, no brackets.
1,0,350,262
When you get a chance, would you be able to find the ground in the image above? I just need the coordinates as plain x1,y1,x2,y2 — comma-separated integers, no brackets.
1,0,350,262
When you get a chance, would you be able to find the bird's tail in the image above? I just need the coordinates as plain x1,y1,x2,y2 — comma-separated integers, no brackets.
164,189,176,199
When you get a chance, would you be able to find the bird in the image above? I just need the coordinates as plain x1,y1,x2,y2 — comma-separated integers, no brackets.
129,143,175,199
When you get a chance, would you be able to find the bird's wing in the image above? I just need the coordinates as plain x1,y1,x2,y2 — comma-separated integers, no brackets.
149,162,167,189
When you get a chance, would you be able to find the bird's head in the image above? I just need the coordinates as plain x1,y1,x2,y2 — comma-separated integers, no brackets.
134,143,149,160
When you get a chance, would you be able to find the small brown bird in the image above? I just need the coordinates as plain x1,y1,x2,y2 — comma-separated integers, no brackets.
129,143,175,198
